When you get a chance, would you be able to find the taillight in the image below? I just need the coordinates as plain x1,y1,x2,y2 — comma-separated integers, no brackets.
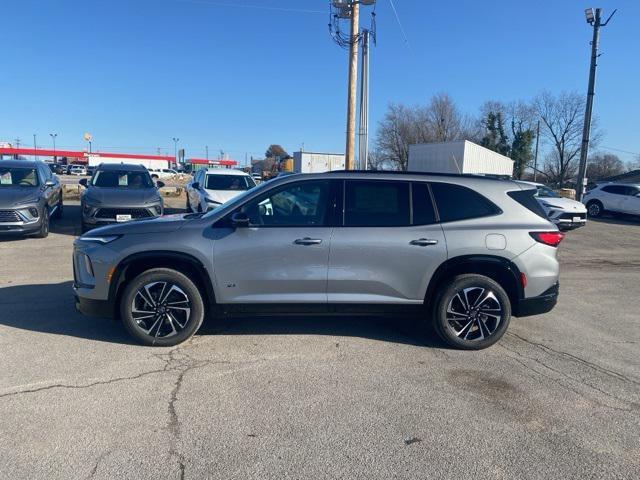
530,231,565,247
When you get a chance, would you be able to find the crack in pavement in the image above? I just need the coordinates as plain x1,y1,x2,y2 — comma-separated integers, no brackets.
87,450,113,479
500,338,640,414
506,332,640,387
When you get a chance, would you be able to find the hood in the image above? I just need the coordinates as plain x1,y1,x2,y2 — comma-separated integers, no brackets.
83,187,161,207
537,196,587,212
204,188,245,204
86,213,191,235
0,187,40,208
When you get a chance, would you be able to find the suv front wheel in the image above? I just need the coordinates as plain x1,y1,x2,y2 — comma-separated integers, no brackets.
120,268,205,346
432,274,511,350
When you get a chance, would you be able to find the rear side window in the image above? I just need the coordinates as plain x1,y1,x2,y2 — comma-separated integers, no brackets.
412,182,437,225
344,180,410,227
507,189,547,219
431,183,501,222
602,185,626,195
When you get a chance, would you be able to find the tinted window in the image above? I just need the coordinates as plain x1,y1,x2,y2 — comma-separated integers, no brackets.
243,180,329,227
508,189,547,219
412,182,437,225
624,186,640,196
0,167,39,187
535,185,560,198
344,181,410,227
432,183,501,222
205,174,255,191
602,185,626,195
92,170,153,189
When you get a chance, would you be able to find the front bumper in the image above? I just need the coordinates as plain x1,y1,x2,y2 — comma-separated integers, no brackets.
74,294,113,318
515,283,559,317
548,211,587,230
0,209,42,234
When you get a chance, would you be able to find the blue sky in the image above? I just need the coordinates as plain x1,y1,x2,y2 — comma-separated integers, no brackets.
2,0,638,165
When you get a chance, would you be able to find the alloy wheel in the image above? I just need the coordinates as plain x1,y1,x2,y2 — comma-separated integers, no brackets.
131,281,192,338
588,203,601,217
445,287,503,342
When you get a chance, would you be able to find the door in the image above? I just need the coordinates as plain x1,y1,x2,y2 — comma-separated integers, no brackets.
327,180,447,304
188,170,204,211
601,185,626,212
621,186,640,214
212,179,333,303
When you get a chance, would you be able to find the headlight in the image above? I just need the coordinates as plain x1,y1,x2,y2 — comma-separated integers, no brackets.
79,235,122,244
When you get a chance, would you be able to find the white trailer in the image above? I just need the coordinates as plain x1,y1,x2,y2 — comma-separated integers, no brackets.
87,154,169,171
408,140,514,176
293,151,346,174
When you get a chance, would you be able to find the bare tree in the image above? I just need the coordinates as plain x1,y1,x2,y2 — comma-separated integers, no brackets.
533,91,600,187
587,153,626,181
374,94,470,170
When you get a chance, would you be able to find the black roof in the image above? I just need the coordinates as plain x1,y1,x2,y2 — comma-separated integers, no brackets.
0,159,42,168
95,163,149,172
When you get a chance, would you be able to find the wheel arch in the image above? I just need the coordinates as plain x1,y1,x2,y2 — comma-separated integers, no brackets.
425,255,524,312
109,251,215,318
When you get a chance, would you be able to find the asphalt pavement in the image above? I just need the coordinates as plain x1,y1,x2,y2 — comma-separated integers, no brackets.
0,201,638,479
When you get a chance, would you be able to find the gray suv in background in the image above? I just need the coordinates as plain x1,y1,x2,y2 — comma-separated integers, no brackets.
73,171,563,349
80,163,164,232
0,159,63,238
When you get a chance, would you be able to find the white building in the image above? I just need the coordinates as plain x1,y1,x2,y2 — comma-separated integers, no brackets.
292,151,346,174
408,140,514,176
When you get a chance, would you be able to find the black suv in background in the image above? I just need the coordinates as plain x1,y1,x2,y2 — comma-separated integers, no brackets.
80,163,164,232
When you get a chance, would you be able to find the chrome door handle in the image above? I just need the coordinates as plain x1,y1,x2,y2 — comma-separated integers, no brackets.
410,238,438,247
294,238,323,246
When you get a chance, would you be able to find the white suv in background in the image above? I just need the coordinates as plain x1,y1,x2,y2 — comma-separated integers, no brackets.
148,168,179,179
583,183,640,218
186,168,256,212
517,181,587,230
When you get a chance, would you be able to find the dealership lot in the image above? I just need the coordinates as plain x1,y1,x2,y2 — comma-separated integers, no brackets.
0,201,638,479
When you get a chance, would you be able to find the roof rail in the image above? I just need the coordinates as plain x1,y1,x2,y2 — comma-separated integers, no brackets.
325,170,512,181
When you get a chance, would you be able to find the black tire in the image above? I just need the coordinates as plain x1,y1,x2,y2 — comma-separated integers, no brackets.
80,222,90,234
432,274,511,350
586,200,604,218
34,207,50,238
186,195,191,212
120,268,205,347
151,174,159,180
52,197,63,219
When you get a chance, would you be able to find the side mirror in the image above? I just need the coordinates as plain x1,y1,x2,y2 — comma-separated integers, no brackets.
192,182,200,190
156,181,165,188
79,178,88,187
231,211,250,228
44,179,56,187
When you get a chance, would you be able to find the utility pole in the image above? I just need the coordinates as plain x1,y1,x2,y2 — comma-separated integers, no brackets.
172,137,180,167
345,1,360,170
533,120,540,182
33,134,37,161
357,29,370,170
205,145,209,161
50,133,57,161
576,7,616,201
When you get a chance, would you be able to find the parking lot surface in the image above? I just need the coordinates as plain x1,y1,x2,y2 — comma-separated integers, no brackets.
1,202,638,479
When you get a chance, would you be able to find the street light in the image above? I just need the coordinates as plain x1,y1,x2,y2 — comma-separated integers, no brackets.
172,137,180,167
585,8,595,24
49,133,57,161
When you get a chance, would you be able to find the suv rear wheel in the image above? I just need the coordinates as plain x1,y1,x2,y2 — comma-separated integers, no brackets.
120,268,205,346
432,274,511,350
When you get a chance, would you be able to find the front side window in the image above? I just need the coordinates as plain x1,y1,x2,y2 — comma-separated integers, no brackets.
344,180,410,227
242,180,330,227
92,170,153,189
205,174,255,191
431,182,501,223
0,167,39,187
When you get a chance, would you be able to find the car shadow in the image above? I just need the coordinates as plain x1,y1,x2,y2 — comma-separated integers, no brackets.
589,214,640,226
0,281,445,348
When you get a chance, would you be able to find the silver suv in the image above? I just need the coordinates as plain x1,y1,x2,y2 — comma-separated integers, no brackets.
73,172,563,350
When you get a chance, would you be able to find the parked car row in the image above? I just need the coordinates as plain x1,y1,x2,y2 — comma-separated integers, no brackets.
583,182,640,218
47,163,89,176
185,168,256,213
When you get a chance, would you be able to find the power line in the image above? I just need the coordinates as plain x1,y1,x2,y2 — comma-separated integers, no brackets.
176,0,324,14
388,0,410,50
600,146,640,156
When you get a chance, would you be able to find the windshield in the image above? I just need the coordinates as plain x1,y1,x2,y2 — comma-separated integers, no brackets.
535,185,560,198
0,167,39,187
205,174,255,191
91,170,154,189
202,178,272,218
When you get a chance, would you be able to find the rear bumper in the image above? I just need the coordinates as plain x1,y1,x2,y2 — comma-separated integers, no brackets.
515,283,559,317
